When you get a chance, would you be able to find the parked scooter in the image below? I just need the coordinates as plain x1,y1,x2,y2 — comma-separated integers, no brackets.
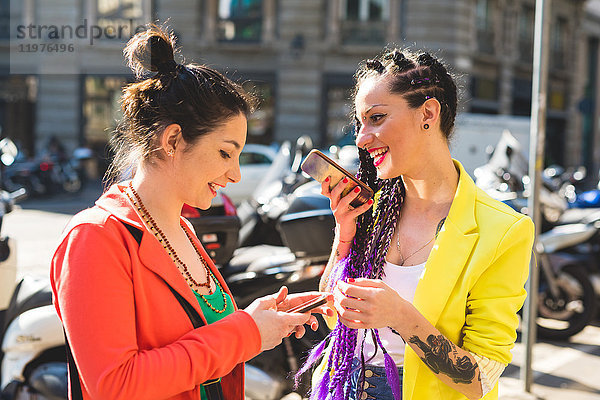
534,213,600,339
474,130,599,340
0,141,44,399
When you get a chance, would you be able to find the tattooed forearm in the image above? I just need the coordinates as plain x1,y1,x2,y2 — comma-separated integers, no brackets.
408,334,479,385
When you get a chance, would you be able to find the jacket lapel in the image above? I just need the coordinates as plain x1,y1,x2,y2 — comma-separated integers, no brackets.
412,161,479,327
95,183,205,320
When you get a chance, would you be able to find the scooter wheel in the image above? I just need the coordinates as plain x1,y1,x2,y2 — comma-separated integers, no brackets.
536,264,597,340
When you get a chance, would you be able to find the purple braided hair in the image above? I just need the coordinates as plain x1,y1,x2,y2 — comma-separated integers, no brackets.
297,158,404,399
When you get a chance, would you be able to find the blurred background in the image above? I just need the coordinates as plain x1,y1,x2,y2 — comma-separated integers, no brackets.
0,0,599,178
1,1,600,400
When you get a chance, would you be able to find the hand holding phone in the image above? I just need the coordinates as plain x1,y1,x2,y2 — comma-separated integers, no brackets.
300,149,373,208
287,293,329,314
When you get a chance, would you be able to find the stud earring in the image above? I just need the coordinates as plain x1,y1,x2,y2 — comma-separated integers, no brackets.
423,124,429,130
167,149,175,156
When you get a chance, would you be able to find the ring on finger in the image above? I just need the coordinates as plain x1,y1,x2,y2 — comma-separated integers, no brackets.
347,205,354,211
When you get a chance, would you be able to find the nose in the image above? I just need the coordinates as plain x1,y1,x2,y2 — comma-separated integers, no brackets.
355,127,374,150
227,159,242,184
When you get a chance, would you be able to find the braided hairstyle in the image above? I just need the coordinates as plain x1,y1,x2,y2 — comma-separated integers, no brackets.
105,23,256,187
298,48,458,400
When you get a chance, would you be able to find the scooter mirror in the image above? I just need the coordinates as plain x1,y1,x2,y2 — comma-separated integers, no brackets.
0,138,18,166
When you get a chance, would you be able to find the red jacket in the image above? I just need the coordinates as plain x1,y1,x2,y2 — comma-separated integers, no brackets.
50,183,261,400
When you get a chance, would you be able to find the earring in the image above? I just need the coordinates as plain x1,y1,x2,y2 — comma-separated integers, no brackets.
423,124,429,130
167,149,175,156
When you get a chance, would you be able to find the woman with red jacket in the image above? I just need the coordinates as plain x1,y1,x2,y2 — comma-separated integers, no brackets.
50,24,329,400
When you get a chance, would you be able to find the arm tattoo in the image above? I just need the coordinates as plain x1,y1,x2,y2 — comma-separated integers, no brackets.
408,334,479,385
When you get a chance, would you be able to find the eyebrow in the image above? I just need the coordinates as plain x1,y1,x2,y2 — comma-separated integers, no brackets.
223,139,241,149
356,104,388,118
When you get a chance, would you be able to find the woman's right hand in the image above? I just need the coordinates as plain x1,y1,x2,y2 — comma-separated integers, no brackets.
244,291,312,352
321,176,373,242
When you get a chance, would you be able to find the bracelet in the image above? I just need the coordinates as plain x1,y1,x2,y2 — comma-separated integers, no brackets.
338,238,353,244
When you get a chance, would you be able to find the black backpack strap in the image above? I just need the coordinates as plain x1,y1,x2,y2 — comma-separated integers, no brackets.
121,221,143,245
166,284,204,329
64,329,84,400
119,220,224,399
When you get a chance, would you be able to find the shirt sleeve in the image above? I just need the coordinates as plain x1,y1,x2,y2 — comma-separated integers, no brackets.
469,351,506,396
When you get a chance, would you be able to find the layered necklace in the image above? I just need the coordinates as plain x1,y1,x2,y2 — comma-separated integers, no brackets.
125,182,228,313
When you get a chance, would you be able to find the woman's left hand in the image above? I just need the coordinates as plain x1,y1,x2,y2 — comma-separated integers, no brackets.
333,278,408,330
273,286,334,338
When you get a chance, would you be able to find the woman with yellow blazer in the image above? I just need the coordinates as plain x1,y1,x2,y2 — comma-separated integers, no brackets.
303,49,534,400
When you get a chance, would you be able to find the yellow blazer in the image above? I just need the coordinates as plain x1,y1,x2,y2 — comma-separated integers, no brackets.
317,160,534,400
405,160,534,399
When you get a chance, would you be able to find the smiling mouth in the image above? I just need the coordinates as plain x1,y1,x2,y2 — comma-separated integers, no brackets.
369,147,388,167
208,182,222,196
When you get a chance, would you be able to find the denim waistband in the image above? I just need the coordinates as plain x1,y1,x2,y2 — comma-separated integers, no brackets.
351,358,403,375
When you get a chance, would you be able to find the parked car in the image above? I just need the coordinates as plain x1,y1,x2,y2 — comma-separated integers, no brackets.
220,144,277,204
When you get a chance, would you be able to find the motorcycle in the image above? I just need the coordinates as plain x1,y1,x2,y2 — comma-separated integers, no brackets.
534,213,600,339
474,130,599,340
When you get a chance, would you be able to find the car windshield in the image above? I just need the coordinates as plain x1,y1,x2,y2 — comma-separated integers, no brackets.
251,142,292,203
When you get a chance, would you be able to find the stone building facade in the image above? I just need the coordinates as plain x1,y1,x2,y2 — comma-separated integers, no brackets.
0,0,598,174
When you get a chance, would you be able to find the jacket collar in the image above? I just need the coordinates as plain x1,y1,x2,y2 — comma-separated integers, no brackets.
412,160,479,326
95,183,233,317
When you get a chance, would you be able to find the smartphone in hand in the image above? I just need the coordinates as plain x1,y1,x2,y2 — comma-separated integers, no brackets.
300,149,374,207
287,293,329,314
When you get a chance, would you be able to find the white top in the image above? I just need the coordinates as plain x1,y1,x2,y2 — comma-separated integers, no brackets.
354,260,425,366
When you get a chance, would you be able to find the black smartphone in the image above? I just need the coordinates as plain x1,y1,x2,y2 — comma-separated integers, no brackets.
300,149,374,208
287,293,329,314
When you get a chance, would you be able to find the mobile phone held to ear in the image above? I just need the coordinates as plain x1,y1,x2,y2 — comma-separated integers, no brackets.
300,149,374,208
287,293,329,314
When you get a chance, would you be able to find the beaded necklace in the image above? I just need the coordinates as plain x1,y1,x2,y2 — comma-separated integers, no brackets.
125,182,228,313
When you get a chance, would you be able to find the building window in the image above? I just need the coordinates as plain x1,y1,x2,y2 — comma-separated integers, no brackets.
86,0,151,43
326,85,353,143
475,0,494,54
218,0,263,42
83,76,127,146
549,89,566,111
518,5,534,62
469,76,499,114
0,76,37,156
551,17,567,70
0,0,9,39
242,79,275,144
512,77,532,116
97,0,144,23
340,0,389,45
83,76,130,175
322,74,355,145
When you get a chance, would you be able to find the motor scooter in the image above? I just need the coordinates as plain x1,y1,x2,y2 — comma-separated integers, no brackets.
474,130,599,340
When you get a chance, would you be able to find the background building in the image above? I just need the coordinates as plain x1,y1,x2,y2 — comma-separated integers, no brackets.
0,0,599,177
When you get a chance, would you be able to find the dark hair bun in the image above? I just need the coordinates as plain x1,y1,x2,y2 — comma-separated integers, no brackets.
124,24,177,79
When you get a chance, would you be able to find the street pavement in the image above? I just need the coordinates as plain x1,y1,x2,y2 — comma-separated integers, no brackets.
499,323,600,399
5,179,600,400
